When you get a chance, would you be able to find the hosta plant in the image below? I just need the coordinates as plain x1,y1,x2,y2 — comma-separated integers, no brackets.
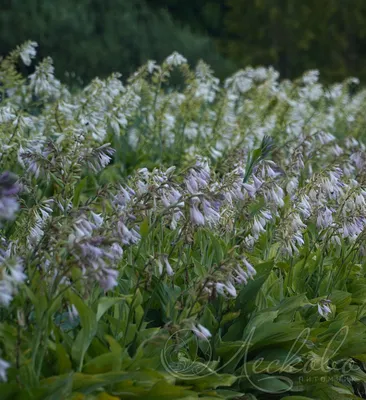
0,42,366,399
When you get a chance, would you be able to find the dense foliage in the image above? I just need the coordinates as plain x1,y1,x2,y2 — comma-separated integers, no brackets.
224,0,366,82
0,0,234,83
1,43,366,399
153,0,366,83
3,0,366,83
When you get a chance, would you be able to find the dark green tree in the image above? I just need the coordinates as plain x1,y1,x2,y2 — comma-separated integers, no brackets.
224,0,366,82
0,0,234,83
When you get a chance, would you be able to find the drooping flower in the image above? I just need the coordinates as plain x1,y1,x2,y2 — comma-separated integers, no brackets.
318,299,332,318
0,358,10,382
0,172,20,221
192,324,212,340
190,198,205,226
0,247,25,307
19,41,38,66
163,256,174,276
165,52,187,67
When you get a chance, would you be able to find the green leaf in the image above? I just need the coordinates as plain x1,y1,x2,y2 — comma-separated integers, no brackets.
96,297,128,321
73,177,87,207
54,343,72,374
183,373,237,391
237,260,274,313
140,217,150,237
83,351,123,374
67,292,97,369
281,397,316,400
39,373,74,400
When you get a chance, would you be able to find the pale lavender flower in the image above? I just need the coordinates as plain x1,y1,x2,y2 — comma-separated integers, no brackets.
0,358,10,381
298,196,312,219
163,256,174,276
225,281,237,297
0,172,20,221
202,199,220,226
117,221,140,245
318,300,332,318
243,183,256,198
317,207,333,229
192,324,212,340
0,281,12,307
252,216,266,236
110,243,123,258
190,198,205,226
242,258,256,278
0,249,25,306
234,266,248,284
99,268,119,291
91,212,104,227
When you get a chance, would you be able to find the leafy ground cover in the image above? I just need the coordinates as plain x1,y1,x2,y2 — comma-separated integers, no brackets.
0,42,366,399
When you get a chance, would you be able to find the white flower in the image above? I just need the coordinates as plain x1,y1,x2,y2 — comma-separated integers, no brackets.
303,70,319,85
0,281,13,307
165,52,187,67
0,105,16,124
29,57,61,98
147,60,158,74
19,41,38,66
216,281,237,298
67,304,79,321
163,256,174,276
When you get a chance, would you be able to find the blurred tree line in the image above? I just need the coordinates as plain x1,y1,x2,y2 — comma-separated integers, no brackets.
0,0,234,83
1,0,366,83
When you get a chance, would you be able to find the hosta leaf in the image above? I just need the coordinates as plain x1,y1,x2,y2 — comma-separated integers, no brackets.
146,380,197,399
72,370,166,394
67,292,97,368
96,297,129,321
83,351,123,374
183,373,237,391
54,343,72,374
237,260,274,314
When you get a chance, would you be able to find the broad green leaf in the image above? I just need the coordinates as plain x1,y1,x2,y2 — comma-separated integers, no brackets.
237,260,274,313
96,297,128,321
67,292,97,368
73,177,87,207
140,217,149,237
83,351,123,374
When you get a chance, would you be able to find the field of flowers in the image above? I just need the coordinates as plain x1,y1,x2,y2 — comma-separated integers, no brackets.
1,42,366,399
